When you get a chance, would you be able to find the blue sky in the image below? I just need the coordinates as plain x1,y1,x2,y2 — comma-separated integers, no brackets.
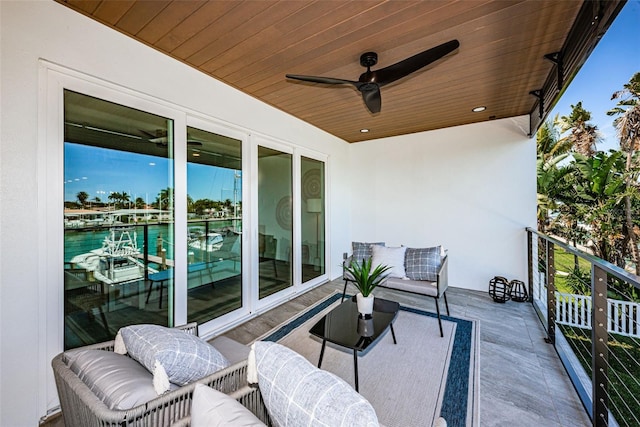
64,143,239,204
550,1,640,152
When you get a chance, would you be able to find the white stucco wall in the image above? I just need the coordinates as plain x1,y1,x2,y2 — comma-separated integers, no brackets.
348,117,537,291
0,2,350,425
0,1,536,425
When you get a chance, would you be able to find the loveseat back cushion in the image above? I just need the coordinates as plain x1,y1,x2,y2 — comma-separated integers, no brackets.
191,383,266,427
371,245,407,278
405,246,442,281
252,341,379,427
116,324,230,394
64,349,168,410
352,241,385,262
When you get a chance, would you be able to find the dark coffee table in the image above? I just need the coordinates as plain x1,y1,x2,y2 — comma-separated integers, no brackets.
309,296,400,392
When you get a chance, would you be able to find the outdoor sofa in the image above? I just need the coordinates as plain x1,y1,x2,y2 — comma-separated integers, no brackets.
51,322,250,427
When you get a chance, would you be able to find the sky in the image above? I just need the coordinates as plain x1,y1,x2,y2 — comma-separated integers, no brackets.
550,1,640,152
64,143,239,204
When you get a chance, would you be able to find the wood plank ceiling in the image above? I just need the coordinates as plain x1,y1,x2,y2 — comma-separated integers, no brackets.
55,0,622,143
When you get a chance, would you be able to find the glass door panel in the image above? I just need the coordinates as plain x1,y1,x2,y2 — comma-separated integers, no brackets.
186,127,242,324
301,157,325,282
63,90,174,349
258,146,292,298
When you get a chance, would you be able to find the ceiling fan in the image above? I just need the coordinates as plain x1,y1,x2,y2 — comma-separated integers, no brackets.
285,39,460,114
140,129,203,147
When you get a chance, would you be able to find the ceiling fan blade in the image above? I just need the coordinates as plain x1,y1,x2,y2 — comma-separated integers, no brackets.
370,39,460,86
359,84,381,114
286,74,360,86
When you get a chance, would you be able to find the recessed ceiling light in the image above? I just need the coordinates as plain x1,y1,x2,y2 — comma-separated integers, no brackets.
472,106,486,112
360,128,369,133
192,153,200,157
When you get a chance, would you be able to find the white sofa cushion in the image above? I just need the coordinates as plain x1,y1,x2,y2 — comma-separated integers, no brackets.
250,341,379,427
191,383,265,427
64,349,177,409
115,324,230,394
371,245,407,278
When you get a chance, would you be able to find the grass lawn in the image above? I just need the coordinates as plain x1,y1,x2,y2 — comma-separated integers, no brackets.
551,247,591,293
561,325,640,426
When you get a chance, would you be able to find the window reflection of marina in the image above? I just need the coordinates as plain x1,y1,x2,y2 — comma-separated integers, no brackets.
63,219,243,350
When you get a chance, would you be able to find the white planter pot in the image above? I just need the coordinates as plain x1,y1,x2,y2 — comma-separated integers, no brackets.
356,293,374,315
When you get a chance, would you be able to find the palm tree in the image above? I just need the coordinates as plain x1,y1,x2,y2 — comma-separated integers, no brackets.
135,197,145,209
559,102,601,157
571,151,626,264
536,117,573,234
537,114,573,162
76,191,89,208
108,191,121,208
154,188,174,210
608,72,640,275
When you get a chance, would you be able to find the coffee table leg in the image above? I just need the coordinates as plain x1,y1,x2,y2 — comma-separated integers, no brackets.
353,349,359,392
390,323,397,344
318,339,327,368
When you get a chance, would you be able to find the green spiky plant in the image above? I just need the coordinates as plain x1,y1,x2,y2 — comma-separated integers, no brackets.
344,258,392,297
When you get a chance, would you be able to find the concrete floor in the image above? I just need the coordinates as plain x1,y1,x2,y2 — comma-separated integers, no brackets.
223,279,592,427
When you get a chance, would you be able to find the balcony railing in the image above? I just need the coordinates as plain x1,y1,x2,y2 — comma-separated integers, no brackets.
527,228,640,427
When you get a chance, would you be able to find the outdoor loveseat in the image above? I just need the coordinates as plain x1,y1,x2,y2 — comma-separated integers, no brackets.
51,322,250,427
343,242,450,336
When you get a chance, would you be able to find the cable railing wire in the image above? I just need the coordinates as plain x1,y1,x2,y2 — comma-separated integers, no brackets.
528,229,640,427
602,361,640,418
603,375,639,427
608,335,640,366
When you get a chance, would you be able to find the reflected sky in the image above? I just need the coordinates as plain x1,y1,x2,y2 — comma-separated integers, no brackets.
64,143,239,204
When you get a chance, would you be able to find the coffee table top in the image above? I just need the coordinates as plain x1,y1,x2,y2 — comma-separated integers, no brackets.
309,296,400,352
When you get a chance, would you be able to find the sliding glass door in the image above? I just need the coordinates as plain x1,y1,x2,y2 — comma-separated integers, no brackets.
58,83,327,351
257,146,293,298
63,90,174,349
186,126,242,324
301,157,325,282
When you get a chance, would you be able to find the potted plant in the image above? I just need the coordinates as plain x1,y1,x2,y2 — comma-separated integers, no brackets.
344,258,391,315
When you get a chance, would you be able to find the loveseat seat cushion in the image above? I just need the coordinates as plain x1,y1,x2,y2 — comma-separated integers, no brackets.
250,341,379,427
64,349,177,410
382,277,438,297
116,324,230,394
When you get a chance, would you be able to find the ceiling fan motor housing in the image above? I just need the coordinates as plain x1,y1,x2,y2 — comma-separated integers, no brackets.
360,52,378,68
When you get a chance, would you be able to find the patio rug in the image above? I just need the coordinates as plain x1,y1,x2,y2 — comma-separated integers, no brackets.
254,292,479,427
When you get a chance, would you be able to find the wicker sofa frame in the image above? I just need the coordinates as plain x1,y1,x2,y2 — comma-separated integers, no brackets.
52,323,249,427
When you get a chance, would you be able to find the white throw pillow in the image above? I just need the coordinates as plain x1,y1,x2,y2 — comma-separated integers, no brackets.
250,341,379,427
371,245,407,278
191,384,266,427
115,324,230,394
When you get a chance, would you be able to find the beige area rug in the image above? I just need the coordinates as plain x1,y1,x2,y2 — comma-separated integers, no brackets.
254,292,478,427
